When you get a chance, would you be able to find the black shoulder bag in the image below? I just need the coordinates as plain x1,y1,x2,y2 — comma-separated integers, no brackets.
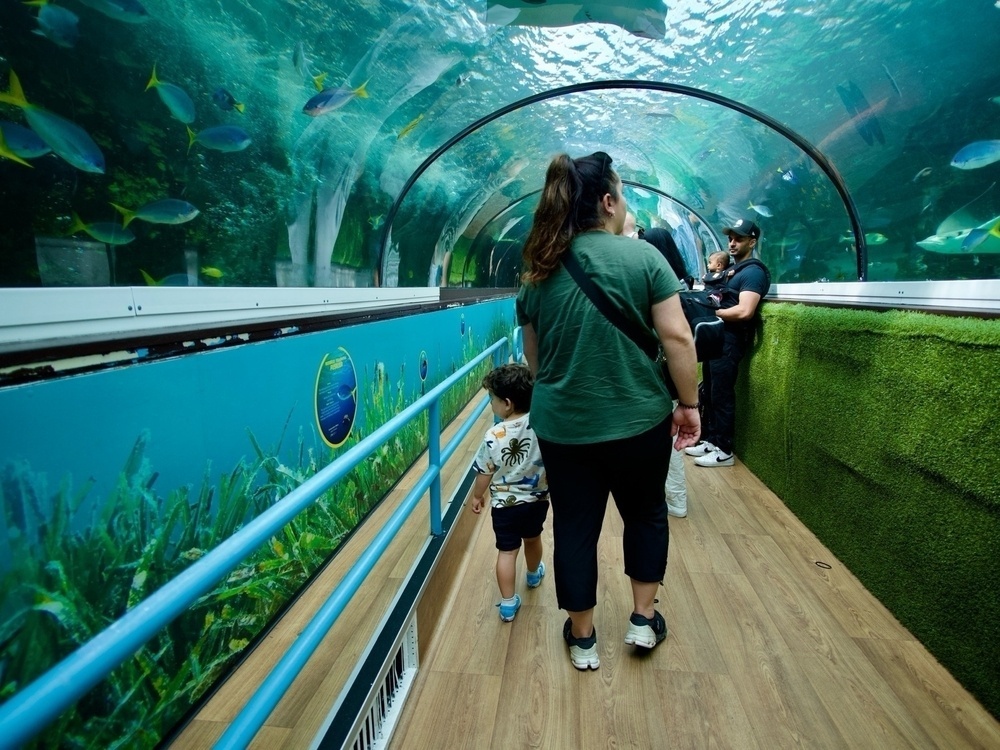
561,250,680,398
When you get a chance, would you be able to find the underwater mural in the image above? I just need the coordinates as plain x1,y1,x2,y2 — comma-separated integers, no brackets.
0,299,514,747
0,1,999,291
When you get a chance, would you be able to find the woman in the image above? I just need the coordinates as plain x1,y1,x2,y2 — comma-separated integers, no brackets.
516,151,700,670
640,226,695,289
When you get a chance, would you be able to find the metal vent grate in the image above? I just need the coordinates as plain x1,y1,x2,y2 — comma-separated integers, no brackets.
349,617,419,750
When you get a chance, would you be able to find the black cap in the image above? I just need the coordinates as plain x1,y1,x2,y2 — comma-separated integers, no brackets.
722,216,761,239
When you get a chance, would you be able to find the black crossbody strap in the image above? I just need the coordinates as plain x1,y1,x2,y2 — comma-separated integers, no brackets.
561,250,659,361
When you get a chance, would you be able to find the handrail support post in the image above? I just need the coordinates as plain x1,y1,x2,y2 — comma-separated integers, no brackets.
428,400,443,536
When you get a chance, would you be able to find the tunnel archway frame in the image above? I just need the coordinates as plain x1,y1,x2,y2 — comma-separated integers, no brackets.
459,180,726,286
378,79,868,285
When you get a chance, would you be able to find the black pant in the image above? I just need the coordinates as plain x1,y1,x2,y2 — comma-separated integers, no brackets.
537,417,672,613
702,330,749,455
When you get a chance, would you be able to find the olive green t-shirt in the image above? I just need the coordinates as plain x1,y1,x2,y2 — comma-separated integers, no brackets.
516,231,683,444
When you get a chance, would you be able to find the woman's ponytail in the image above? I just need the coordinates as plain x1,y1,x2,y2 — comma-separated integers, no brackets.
521,152,616,284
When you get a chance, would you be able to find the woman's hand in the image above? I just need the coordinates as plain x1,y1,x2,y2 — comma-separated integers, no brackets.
671,405,701,450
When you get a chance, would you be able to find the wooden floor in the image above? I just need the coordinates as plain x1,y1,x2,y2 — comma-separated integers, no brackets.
171,395,1000,749
391,448,1000,749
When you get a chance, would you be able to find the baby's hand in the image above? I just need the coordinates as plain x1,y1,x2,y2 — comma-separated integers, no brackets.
471,496,485,514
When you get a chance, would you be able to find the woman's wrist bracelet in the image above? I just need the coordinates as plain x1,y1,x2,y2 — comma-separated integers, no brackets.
677,401,700,410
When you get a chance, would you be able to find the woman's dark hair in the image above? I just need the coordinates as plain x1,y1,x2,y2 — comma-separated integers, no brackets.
482,363,533,413
521,151,618,284
641,227,693,288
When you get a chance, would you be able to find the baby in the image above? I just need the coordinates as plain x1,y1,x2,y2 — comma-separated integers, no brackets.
702,250,732,306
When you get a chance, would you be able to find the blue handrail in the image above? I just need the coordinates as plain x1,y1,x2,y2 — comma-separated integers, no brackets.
0,337,507,750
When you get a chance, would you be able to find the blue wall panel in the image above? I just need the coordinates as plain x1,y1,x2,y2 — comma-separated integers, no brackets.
0,299,515,526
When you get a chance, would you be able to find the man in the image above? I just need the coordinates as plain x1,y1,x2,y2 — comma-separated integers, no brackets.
685,216,770,467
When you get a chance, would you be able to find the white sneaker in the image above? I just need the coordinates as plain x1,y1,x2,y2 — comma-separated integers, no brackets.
694,449,734,467
684,441,716,457
666,496,687,518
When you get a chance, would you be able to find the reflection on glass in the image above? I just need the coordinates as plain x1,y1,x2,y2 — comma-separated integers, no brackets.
0,1,998,289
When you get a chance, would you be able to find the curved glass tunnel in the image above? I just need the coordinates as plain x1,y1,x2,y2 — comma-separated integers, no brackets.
0,3,999,748
384,85,855,287
0,1,998,289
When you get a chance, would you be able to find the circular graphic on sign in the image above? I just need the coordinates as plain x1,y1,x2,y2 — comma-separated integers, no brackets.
315,347,358,448
418,350,428,382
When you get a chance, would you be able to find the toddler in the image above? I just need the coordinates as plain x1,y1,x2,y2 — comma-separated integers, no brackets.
471,364,549,622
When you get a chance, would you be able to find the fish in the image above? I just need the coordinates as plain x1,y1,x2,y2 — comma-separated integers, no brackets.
950,140,1000,170
991,96,1000,106
212,87,245,114
146,65,196,124
818,95,889,152
936,182,995,234
368,214,384,229
302,80,369,116
673,109,708,129
644,108,678,119
965,219,1000,251
25,1,80,48
962,227,991,252
839,232,888,246
66,211,134,245
200,266,224,278
836,80,885,146
911,167,933,182
186,125,251,153
775,233,804,254
937,207,979,234
111,199,199,227
74,0,148,23
779,168,798,184
865,207,894,229
748,202,773,218
293,42,327,92
917,214,1000,254
882,64,901,97
0,129,33,167
0,121,51,160
396,113,423,140
0,70,104,173
455,73,470,87
140,270,194,286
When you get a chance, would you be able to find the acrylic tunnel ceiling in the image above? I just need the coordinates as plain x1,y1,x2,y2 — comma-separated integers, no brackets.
0,0,999,290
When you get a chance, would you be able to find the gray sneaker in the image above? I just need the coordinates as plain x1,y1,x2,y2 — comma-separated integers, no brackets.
624,611,668,649
563,618,599,670
683,441,716,457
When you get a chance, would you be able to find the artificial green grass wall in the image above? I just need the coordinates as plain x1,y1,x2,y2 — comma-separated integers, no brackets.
735,302,1000,719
